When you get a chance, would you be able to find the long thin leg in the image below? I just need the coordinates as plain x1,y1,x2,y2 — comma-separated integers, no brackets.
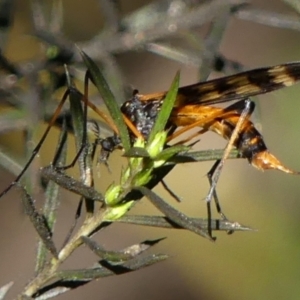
161,179,182,202
207,159,225,216
0,89,71,198
58,71,90,170
206,159,234,238
204,100,252,238
0,70,115,199
205,99,253,203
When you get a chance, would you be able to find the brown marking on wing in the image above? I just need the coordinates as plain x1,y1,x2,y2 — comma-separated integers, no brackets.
138,62,300,107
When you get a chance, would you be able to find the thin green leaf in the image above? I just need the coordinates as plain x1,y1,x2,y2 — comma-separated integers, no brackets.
79,49,131,151
123,147,150,158
67,70,95,214
36,254,168,298
35,287,69,300
147,71,180,144
0,109,28,133
0,146,23,176
36,119,68,273
40,166,104,202
82,236,165,264
169,149,240,164
155,144,189,161
49,0,64,33
147,42,202,65
20,186,58,258
68,85,85,162
55,253,168,281
116,215,253,232
135,186,213,241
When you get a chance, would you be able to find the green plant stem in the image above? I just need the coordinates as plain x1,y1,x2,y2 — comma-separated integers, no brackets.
19,208,106,298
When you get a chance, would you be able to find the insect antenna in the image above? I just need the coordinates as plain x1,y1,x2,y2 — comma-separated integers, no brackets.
0,88,71,199
0,66,117,200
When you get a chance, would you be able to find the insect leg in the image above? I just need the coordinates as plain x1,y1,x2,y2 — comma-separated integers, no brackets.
0,89,71,199
207,159,225,213
58,70,121,171
206,159,239,236
160,179,182,202
57,71,91,171
205,99,253,204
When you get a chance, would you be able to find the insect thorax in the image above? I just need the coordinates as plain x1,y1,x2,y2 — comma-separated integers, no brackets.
121,94,162,139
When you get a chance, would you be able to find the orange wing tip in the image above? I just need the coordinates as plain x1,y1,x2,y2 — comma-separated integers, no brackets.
251,151,299,174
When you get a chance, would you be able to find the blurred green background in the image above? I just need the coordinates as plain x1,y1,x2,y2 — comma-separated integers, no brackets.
1,0,300,299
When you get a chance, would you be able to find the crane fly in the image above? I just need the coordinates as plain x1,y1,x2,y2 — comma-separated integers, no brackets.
1,62,300,205
119,62,300,174
115,62,300,233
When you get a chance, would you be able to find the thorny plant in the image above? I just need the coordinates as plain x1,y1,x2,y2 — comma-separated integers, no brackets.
0,0,300,299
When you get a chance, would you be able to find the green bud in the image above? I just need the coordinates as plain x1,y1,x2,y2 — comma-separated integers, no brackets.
129,138,146,169
120,165,131,185
129,156,143,170
105,183,123,206
132,166,153,186
133,137,145,148
103,200,134,221
153,159,165,168
147,132,167,158
153,144,190,168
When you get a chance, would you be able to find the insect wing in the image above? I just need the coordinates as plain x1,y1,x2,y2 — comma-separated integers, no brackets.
138,62,300,107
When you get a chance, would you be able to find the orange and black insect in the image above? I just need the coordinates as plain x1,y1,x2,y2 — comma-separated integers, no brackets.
119,62,300,175
1,61,300,200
